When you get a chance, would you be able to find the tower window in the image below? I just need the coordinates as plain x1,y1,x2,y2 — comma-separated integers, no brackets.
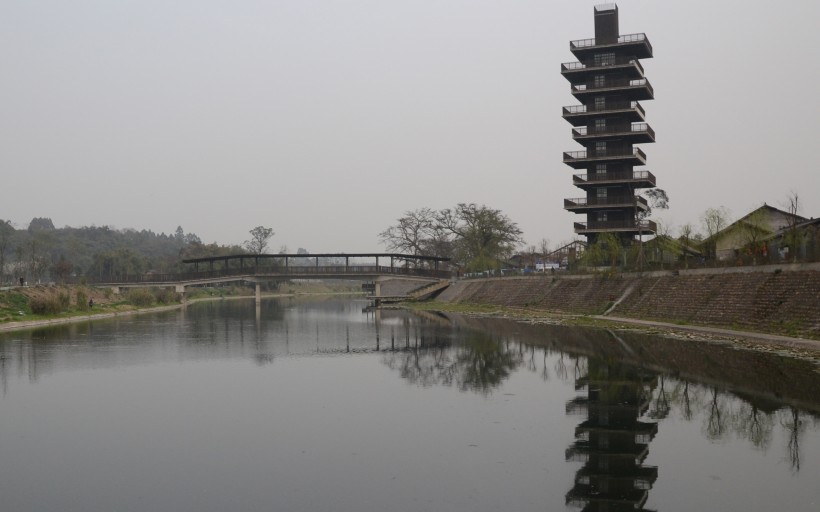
594,75,606,88
594,52,616,66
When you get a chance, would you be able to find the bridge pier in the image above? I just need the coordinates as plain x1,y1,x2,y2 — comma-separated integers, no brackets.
175,284,187,305
255,282,261,305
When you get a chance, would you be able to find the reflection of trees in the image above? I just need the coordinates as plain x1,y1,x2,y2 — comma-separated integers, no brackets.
678,381,696,421
706,387,728,440
655,379,820,470
457,334,520,393
540,351,550,382
554,354,568,382
382,331,523,394
734,403,774,451
779,407,805,472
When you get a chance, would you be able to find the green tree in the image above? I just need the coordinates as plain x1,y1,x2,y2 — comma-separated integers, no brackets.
28,217,55,232
51,255,74,283
436,203,524,271
380,204,523,271
244,226,274,254
582,232,623,267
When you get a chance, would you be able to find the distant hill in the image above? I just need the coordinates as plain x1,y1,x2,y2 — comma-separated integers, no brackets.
0,218,241,284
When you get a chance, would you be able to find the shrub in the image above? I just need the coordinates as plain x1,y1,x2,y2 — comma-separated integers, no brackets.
129,289,155,307
30,296,64,315
58,292,71,309
76,290,90,311
153,288,177,305
127,288,155,307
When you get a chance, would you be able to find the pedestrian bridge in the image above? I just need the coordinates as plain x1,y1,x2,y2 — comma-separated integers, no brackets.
90,253,452,302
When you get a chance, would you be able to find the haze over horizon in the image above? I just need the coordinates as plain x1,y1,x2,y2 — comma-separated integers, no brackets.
2,0,818,252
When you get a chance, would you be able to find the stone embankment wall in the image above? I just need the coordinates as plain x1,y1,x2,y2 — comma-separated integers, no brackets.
436,264,820,338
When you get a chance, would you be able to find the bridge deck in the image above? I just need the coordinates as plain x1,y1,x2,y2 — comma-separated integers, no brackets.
83,253,452,287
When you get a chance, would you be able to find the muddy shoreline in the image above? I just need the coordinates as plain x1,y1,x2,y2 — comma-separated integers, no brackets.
401,302,820,365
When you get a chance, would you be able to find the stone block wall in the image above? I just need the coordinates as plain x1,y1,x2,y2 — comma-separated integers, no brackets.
437,270,820,338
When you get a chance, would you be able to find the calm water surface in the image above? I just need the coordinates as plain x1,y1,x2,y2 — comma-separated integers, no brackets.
1,297,818,511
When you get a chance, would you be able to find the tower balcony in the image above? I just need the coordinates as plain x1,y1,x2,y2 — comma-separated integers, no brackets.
565,441,650,463
561,57,644,80
569,32,653,59
563,147,646,168
566,487,650,510
564,196,649,212
574,220,657,235
573,170,656,189
571,78,654,101
572,123,655,143
562,101,646,126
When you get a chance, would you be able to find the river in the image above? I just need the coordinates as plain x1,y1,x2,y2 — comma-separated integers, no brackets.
1,297,818,511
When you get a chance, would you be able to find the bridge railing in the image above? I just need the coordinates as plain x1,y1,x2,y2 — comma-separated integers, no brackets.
80,265,452,285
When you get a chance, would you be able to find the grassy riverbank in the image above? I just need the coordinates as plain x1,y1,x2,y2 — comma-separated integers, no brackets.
0,281,364,332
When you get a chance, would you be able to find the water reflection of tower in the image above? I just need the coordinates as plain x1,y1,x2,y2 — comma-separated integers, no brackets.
565,359,659,511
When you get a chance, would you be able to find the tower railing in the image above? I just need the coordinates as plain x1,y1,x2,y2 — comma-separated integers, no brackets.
561,58,644,75
563,101,646,118
573,220,657,233
572,79,653,96
563,147,647,162
564,196,649,209
573,170,656,185
572,123,654,139
570,32,652,54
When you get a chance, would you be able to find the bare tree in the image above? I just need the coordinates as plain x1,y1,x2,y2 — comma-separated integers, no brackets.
678,223,696,268
539,238,550,262
701,206,732,261
782,191,802,262
243,226,274,254
378,208,437,256
647,220,680,269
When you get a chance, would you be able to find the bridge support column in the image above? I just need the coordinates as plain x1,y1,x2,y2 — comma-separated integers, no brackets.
175,284,187,306
255,282,261,305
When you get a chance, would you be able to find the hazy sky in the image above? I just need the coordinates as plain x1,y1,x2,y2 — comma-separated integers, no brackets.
2,0,818,252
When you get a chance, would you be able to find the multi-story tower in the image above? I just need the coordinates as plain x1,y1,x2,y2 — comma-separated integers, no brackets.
562,4,656,245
